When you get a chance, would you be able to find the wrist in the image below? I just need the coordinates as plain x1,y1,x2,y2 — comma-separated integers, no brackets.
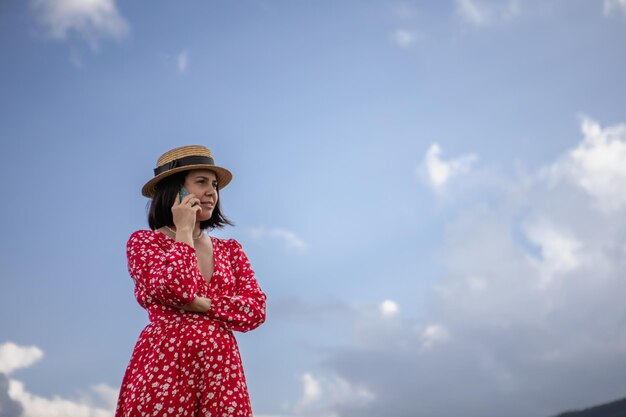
203,297,212,313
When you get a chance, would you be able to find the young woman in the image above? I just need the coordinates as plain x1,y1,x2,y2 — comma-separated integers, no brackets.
116,145,267,417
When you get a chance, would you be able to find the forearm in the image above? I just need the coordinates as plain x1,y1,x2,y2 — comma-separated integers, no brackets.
179,296,212,313
206,292,267,332
141,241,199,305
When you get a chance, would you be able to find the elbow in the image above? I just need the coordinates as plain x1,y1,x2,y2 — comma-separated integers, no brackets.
246,302,267,332
236,303,266,333
259,302,267,325
257,294,267,325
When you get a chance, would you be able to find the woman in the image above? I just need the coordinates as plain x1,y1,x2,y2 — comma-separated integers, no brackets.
116,145,267,417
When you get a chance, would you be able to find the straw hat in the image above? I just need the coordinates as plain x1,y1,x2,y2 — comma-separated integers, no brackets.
142,145,233,197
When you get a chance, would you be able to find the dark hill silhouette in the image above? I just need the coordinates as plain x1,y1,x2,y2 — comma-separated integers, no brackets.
551,397,626,417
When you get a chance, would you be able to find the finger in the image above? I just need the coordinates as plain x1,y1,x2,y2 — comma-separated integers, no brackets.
182,194,197,205
181,195,200,206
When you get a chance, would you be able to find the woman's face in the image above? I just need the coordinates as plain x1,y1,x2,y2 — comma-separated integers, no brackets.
183,169,219,222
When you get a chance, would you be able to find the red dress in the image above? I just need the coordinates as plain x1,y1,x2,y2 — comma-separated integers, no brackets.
116,230,267,417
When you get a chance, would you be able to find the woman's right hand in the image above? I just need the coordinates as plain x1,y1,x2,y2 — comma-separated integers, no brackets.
171,193,202,234
180,296,212,313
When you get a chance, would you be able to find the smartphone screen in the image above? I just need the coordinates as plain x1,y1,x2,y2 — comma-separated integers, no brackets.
179,186,190,203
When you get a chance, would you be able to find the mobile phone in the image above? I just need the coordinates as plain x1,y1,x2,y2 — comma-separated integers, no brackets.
179,186,190,203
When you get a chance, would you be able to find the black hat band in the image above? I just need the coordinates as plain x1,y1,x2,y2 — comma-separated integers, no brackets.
153,155,215,176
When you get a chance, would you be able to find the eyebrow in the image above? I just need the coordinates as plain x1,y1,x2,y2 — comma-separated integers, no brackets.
194,175,218,182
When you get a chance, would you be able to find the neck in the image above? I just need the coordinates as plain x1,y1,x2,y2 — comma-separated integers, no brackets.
164,221,202,238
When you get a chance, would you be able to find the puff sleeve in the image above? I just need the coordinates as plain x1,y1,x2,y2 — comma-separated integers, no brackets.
206,239,267,333
127,230,200,308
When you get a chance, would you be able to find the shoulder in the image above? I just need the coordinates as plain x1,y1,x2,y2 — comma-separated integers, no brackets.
127,229,162,249
210,236,242,250
128,229,155,241
228,238,244,251
226,239,250,263
210,237,247,254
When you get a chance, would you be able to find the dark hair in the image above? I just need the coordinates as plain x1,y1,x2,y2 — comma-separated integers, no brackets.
147,170,234,231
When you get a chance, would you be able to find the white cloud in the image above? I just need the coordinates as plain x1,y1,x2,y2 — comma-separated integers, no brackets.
467,276,487,289
9,380,115,417
287,372,375,417
297,373,321,407
604,0,626,16
249,226,307,252
546,115,626,212
302,115,626,417
524,219,582,288
390,29,417,48
0,342,43,375
177,50,189,73
380,299,399,316
30,0,129,48
420,324,450,349
0,373,22,417
0,341,116,417
457,0,488,25
421,143,477,193
80,383,118,412
456,0,520,26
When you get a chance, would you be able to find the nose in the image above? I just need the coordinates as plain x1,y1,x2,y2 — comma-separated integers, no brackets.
205,184,217,196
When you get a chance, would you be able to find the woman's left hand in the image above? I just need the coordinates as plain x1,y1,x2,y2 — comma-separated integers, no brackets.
180,296,212,313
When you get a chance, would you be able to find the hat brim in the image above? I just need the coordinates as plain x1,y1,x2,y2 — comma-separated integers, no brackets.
142,164,232,198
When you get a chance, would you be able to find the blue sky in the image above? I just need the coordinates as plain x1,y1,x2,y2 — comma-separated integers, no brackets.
1,1,626,416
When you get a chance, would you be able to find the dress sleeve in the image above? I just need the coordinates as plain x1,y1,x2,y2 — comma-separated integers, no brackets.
127,230,199,307
206,239,267,333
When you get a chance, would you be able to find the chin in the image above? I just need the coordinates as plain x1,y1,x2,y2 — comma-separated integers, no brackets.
197,212,213,222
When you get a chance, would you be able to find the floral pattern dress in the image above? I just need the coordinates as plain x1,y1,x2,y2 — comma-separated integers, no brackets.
115,230,267,417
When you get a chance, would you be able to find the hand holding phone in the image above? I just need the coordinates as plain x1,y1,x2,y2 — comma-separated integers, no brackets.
172,187,201,242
